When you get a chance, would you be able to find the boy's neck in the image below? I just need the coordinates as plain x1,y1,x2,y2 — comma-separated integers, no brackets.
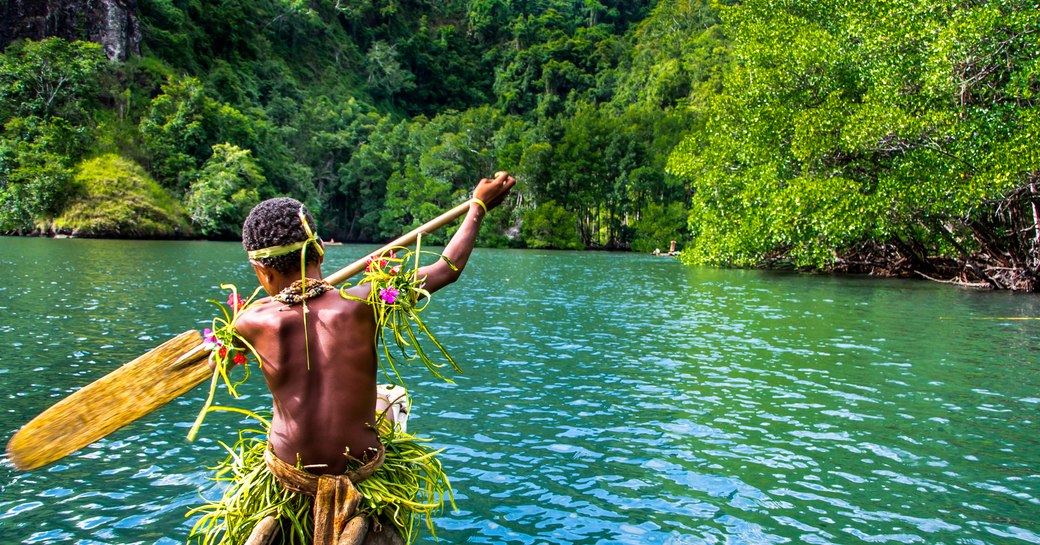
264,263,324,294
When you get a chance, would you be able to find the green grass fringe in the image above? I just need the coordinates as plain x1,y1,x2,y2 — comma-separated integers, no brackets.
186,413,454,545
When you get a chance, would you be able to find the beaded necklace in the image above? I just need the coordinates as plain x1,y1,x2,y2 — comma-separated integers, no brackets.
273,278,334,306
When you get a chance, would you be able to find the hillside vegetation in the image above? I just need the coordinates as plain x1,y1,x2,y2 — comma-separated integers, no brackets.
48,154,191,238
1,0,1037,289
1,0,697,250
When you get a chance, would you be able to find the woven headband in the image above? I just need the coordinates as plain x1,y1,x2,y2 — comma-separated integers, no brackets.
246,208,325,260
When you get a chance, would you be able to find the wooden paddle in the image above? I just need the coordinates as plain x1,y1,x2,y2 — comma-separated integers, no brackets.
6,199,479,471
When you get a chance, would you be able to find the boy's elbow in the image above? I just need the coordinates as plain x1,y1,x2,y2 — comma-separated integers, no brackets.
443,268,463,286
421,260,466,293
433,266,464,289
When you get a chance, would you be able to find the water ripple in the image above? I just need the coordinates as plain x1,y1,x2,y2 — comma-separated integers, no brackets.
0,243,1038,544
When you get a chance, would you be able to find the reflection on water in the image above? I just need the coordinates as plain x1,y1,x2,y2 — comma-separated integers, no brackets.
0,238,1037,544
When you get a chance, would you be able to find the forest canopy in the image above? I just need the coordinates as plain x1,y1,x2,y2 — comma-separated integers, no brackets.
0,0,1037,288
1,0,695,250
667,0,1040,289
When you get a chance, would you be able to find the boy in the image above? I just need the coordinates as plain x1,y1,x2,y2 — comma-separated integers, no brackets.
220,172,514,544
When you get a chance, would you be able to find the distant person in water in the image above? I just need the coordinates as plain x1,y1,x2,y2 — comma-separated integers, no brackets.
194,173,515,545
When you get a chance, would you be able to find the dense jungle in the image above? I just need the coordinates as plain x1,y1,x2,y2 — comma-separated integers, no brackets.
1,0,1038,289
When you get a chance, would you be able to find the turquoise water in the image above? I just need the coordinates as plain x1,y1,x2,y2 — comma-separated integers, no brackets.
0,237,1037,544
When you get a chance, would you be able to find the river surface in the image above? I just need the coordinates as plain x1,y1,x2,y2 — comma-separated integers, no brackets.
0,237,1037,545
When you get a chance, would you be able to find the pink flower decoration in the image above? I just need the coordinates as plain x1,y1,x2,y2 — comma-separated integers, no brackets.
379,287,399,304
227,292,244,311
366,256,389,272
203,328,222,350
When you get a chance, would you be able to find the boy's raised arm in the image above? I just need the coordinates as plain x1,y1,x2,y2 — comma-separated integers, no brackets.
417,171,515,294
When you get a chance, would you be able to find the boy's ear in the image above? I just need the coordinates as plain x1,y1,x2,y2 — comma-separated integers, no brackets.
249,259,275,284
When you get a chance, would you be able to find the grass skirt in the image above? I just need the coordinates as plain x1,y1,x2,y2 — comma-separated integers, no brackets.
186,413,453,545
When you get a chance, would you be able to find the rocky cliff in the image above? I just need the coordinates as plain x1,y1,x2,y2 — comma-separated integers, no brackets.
1,0,141,60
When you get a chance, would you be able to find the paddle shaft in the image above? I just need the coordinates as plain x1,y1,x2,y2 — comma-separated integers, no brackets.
324,199,475,285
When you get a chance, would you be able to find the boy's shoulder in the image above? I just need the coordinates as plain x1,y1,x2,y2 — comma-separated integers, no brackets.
233,297,287,337
237,290,371,333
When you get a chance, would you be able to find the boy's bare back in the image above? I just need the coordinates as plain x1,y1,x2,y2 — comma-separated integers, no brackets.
235,284,380,475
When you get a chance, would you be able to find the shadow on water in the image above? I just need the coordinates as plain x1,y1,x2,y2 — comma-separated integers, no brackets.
0,239,1037,544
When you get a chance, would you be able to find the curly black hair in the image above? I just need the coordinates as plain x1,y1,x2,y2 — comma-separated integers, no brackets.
241,197,322,274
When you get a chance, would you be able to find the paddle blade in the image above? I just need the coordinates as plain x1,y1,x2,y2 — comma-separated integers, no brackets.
6,330,212,471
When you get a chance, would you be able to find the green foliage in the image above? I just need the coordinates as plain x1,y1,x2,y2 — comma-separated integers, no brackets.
0,38,108,121
139,76,255,192
329,106,534,243
0,0,703,252
394,20,492,113
380,165,454,243
3,0,1032,285
365,41,416,100
667,0,1040,271
631,202,689,253
614,0,729,109
494,20,629,117
521,200,582,250
334,115,404,240
533,102,692,248
0,116,86,230
0,39,110,231
49,154,191,237
187,144,264,238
